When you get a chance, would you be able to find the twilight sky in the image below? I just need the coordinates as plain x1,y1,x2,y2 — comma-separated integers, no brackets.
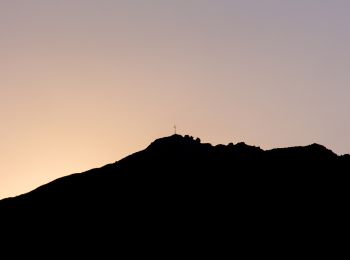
1,0,350,198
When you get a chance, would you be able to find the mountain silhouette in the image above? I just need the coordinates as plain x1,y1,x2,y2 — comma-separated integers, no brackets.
1,134,349,249
1,134,349,210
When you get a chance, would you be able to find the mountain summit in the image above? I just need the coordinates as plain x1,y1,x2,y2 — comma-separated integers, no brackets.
1,134,349,217
1,134,349,251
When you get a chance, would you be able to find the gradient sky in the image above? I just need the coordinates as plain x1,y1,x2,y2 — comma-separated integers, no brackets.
1,0,350,199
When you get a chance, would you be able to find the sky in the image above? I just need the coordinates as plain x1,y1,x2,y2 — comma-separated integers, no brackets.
1,0,350,199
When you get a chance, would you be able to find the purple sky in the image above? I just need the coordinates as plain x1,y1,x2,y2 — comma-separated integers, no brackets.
1,0,350,198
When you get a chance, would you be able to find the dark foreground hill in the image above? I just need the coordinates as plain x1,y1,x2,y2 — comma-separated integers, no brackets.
1,134,349,212
1,134,349,251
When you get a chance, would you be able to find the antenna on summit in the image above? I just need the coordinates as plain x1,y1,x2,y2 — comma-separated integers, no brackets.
174,124,177,135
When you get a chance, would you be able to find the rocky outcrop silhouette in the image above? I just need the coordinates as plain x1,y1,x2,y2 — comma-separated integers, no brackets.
1,134,349,243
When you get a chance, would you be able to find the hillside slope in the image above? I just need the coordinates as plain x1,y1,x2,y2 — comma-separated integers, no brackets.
1,134,348,213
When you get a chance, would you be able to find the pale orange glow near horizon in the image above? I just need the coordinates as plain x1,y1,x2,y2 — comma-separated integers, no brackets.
1,1,350,199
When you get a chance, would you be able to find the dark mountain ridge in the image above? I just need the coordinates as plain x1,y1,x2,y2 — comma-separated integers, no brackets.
1,134,348,213
1,134,349,253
